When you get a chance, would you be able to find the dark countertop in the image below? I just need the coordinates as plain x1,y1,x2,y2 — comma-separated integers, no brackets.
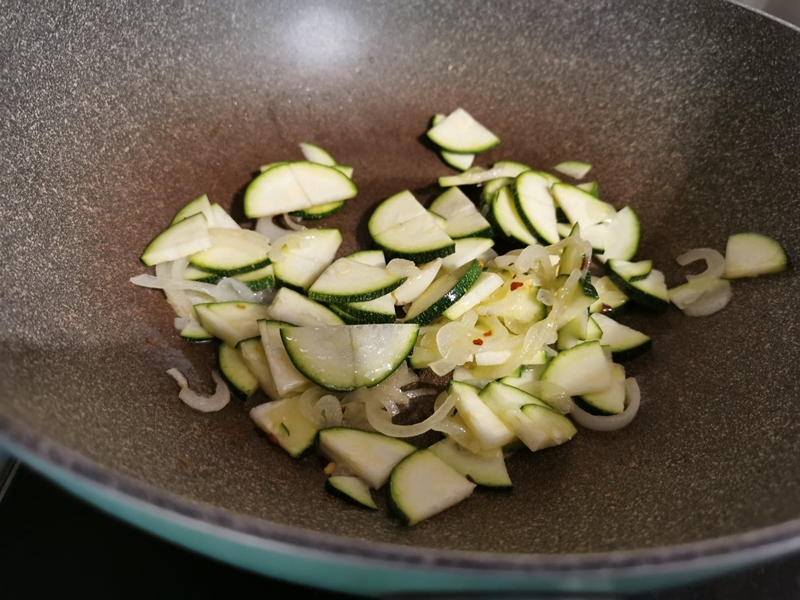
1,465,798,599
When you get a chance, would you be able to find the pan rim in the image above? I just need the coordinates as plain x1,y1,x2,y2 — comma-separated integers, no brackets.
2,413,800,575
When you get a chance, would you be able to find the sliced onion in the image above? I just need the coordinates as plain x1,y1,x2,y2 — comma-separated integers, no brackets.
404,387,438,399
315,394,343,428
282,213,307,231
174,316,191,330
571,377,640,431
537,288,554,306
131,275,220,297
365,391,458,438
299,386,329,424
677,248,725,281
669,278,732,317
255,217,291,242
166,369,231,413
387,258,419,278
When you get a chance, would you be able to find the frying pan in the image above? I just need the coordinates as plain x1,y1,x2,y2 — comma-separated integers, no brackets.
1,0,799,596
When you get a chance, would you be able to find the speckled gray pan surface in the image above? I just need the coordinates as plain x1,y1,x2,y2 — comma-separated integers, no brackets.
1,0,799,558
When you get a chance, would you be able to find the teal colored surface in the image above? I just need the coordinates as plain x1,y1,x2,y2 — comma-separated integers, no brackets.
0,440,784,596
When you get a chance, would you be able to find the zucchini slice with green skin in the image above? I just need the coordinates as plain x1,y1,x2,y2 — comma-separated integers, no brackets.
540,340,613,396
553,161,592,180
551,183,616,229
272,228,342,292
290,201,345,220
194,301,273,347
189,228,272,276
606,264,670,312
606,259,652,282
233,264,275,292
342,294,397,324
326,304,362,325
579,362,626,415
393,258,442,305
480,177,514,206
209,202,240,229
237,337,282,400
556,312,591,351
491,186,539,247
308,258,405,303
368,191,428,237
258,320,312,396
325,476,377,509
218,343,259,400
724,232,788,278
428,187,479,220
404,260,482,326
513,171,560,244
592,313,652,361
439,163,529,188
475,274,546,328
180,318,214,342
431,114,476,171
347,249,386,267
281,324,419,392
426,107,500,154
299,142,337,167
443,271,504,320
171,194,213,225
599,206,640,262
318,427,416,489
431,200,493,239
141,213,211,266
441,238,495,272
268,288,345,327
259,161,290,173
519,403,578,448
183,264,221,284
577,181,599,197
449,381,517,450
427,439,512,489
244,161,358,219
589,276,629,316
389,449,476,526
250,396,319,458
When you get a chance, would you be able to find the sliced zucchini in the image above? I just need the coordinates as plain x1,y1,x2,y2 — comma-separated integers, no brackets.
592,313,651,361
209,203,240,229
607,263,669,312
428,188,492,239
194,301,273,346
556,312,590,351
492,161,532,176
668,277,733,317
389,449,476,525
427,107,500,154
439,163,530,188
180,318,214,342
443,271,504,320
431,114,476,172
724,232,788,279
577,181,599,197
335,165,355,178
141,213,211,266
259,161,289,173
553,161,592,179
233,264,275,292
189,228,272,276
171,194,213,225
237,337,281,400
281,324,419,391
258,320,312,396
393,258,442,305
557,225,588,276
449,381,516,450
347,249,386,267
318,427,416,488
491,186,539,247
589,276,629,316
325,476,377,509
599,206,640,262
250,396,319,458
326,304,362,325
404,260,482,325
606,259,652,282
579,362,626,415
290,201,345,220
271,228,342,292
550,183,616,229
586,316,603,340
268,288,345,327
427,439,511,489
299,142,337,167
343,294,397,324
540,340,613,396
519,403,578,448
475,274,546,331
480,177,514,206
244,162,358,218
368,191,428,236
513,171,560,244
183,264,221,284
308,258,405,303
218,343,259,400
441,237,495,272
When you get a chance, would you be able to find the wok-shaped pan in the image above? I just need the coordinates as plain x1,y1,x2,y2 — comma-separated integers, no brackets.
1,0,799,596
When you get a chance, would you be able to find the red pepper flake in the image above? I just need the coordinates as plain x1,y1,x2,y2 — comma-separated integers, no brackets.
483,331,493,337
178,458,190,468
324,462,337,476
601,304,613,314
236,304,247,310
145,337,156,347
472,338,484,346
581,257,591,270
510,281,524,291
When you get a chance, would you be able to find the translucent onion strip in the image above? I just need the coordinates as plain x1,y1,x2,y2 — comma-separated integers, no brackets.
677,248,725,281
166,369,231,413
282,213,307,231
365,392,458,438
255,216,292,242
571,377,640,431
